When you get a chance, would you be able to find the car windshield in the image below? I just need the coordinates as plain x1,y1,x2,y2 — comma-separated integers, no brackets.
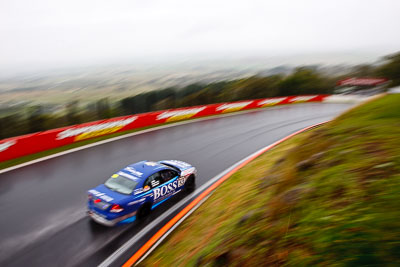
104,175,138,195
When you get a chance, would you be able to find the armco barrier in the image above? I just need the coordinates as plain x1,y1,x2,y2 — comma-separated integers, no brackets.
0,95,327,162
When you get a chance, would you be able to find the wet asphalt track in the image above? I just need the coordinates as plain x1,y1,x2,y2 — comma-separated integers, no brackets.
0,103,352,266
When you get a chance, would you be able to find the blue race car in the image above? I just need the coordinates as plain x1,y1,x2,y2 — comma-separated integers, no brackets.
87,160,196,226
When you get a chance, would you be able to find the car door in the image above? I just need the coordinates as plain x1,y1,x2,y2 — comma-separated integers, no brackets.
151,169,179,204
142,172,163,205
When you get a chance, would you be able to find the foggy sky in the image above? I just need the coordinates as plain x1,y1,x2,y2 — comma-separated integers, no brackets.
1,0,399,73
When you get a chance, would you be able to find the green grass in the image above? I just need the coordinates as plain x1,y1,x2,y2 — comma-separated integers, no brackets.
141,94,400,266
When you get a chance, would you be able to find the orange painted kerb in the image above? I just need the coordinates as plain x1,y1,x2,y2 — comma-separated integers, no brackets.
122,121,328,267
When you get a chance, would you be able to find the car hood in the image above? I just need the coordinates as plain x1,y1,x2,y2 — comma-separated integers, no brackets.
88,184,132,204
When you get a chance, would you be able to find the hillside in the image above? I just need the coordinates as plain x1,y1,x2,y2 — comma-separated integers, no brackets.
141,94,400,266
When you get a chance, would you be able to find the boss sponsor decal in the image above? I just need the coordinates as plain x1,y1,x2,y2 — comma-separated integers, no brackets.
153,178,186,200
289,96,316,103
156,107,206,122
216,101,253,113
0,140,16,152
89,189,114,202
56,116,137,141
258,97,287,107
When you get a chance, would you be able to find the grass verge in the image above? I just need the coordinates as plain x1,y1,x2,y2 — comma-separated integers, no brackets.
141,94,400,266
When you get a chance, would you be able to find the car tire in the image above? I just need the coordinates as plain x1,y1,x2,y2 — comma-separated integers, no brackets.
136,203,151,221
185,175,196,192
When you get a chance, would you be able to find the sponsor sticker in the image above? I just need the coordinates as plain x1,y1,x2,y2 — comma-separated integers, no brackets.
0,140,16,152
124,167,143,177
216,101,252,113
56,116,137,141
156,107,206,122
151,180,160,187
88,189,114,202
118,171,139,180
134,188,143,195
153,178,186,200
338,78,387,86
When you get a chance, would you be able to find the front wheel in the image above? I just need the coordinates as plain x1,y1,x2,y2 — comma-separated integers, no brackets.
185,175,196,192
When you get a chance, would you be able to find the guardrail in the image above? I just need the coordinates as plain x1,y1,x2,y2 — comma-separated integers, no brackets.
0,95,328,162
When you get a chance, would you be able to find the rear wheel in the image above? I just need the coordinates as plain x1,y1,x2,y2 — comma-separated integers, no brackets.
185,175,196,192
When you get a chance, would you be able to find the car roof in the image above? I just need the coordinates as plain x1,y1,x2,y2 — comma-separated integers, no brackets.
116,160,172,181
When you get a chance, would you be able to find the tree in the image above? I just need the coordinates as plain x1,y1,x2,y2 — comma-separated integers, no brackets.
0,113,28,138
376,52,400,87
28,106,49,133
349,64,376,77
177,83,205,99
278,68,332,96
96,98,112,119
65,100,81,125
227,76,282,101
